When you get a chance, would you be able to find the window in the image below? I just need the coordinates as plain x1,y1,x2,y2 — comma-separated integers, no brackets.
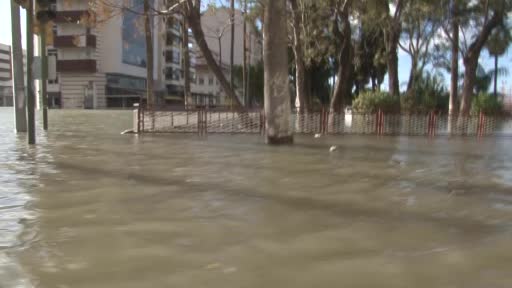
165,50,173,63
52,24,57,36
166,33,173,46
166,67,181,81
173,22,181,32
166,33,181,46
208,76,214,86
172,51,180,64
48,49,58,84
198,77,204,85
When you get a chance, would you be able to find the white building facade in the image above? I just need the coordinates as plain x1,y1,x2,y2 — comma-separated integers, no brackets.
43,1,261,109
48,0,167,108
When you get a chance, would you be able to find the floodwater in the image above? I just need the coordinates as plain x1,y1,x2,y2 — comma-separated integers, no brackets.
1,107,512,288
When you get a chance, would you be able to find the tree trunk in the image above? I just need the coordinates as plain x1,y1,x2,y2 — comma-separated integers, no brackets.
449,13,459,115
10,0,27,132
406,57,417,93
459,57,478,115
186,0,243,107
230,0,235,89
243,0,248,105
383,0,402,98
290,0,307,113
387,30,400,98
459,12,503,115
182,15,192,105
144,0,154,109
26,0,35,144
263,0,293,144
493,54,498,98
329,1,352,114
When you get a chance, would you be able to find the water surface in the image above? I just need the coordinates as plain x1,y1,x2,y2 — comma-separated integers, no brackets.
1,107,512,287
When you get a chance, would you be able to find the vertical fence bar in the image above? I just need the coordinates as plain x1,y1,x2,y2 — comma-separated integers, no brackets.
432,111,437,136
375,110,379,135
141,105,145,132
478,111,483,137
231,111,235,133
134,103,141,133
427,111,433,137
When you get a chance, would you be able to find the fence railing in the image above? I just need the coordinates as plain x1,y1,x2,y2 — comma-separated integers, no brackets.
133,105,512,137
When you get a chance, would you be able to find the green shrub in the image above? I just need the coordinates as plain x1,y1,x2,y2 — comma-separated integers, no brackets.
471,93,504,115
401,72,449,113
352,90,399,113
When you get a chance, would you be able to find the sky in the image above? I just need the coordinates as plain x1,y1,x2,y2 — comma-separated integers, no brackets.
1,3,27,49
0,1,509,93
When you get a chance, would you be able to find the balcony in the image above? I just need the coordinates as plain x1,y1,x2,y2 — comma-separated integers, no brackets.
55,10,92,24
57,59,96,73
54,35,96,48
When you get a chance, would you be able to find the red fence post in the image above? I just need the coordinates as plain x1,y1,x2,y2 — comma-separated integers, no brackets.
380,110,384,135
478,111,483,137
427,111,433,137
376,109,383,135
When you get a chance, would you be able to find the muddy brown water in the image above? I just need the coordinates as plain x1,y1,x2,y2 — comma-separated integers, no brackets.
1,108,512,287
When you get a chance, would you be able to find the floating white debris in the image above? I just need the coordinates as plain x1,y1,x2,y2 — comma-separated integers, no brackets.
314,133,322,138
121,129,135,135
329,146,337,152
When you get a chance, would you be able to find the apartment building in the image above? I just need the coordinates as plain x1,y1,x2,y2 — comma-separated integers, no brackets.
44,1,260,109
0,44,13,106
0,43,28,107
47,0,167,108
162,13,198,104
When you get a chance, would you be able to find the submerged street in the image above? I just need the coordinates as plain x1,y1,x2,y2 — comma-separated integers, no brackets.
1,108,512,287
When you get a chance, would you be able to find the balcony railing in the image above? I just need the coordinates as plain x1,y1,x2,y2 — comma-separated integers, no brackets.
54,34,96,48
57,59,96,73
55,10,92,23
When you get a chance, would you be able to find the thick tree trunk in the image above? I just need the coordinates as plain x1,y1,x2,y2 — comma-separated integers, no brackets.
459,12,503,115
382,0,403,98
263,0,293,144
387,30,400,97
290,0,307,113
230,0,235,89
243,0,248,105
182,15,192,105
459,57,478,115
186,0,243,107
329,2,352,114
144,0,154,109
26,0,35,144
449,9,459,115
10,0,27,132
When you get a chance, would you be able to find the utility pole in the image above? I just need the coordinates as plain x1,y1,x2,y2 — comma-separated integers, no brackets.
36,0,55,131
10,0,27,132
39,26,48,130
27,0,36,144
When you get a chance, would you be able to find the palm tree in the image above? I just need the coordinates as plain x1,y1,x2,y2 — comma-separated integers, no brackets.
486,24,512,98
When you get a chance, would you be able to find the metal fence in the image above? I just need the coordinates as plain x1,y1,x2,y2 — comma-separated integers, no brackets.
134,105,512,137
